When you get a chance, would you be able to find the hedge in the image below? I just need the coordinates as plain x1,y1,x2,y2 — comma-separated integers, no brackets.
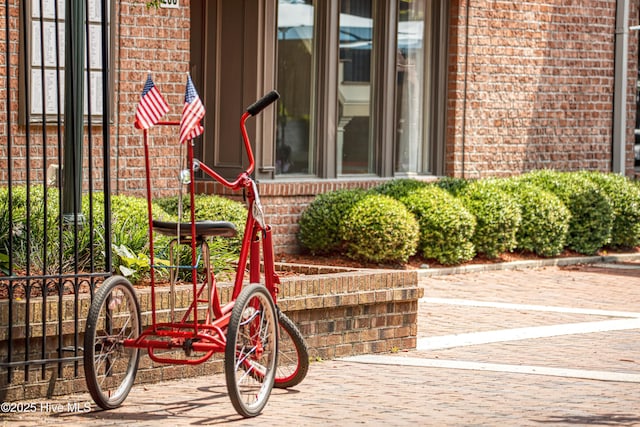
458,179,522,258
521,170,613,255
339,194,419,264
401,185,476,265
297,188,368,255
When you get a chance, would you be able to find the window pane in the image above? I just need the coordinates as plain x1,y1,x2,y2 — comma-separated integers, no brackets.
276,0,316,175
338,0,374,175
395,0,427,173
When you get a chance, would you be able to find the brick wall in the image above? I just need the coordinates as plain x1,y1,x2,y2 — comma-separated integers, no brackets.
2,1,638,188
0,267,422,401
113,2,191,196
0,1,191,195
446,0,639,178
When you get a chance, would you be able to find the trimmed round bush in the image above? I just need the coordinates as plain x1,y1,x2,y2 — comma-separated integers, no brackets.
401,185,476,265
496,179,570,257
371,178,429,200
459,179,522,258
297,189,368,255
434,176,470,196
580,171,640,248
521,170,612,255
340,194,419,264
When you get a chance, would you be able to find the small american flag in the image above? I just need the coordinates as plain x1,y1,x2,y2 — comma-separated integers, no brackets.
135,74,169,129
179,75,205,144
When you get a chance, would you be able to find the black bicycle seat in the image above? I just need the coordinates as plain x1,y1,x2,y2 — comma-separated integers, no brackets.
152,220,237,238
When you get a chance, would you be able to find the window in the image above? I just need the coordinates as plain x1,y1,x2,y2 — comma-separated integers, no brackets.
395,0,428,174
337,0,375,175
20,0,112,123
276,0,317,175
271,0,448,179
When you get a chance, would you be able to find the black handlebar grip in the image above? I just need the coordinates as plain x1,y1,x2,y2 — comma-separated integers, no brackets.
246,90,280,116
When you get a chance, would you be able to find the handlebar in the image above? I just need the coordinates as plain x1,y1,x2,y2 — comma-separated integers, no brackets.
196,91,280,190
246,90,280,116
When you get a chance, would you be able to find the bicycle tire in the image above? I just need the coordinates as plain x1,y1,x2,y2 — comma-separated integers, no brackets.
84,276,141,410
224,284,277,418
274,309,309,388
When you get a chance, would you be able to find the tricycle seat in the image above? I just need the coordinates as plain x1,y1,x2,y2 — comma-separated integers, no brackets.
152,220,237,238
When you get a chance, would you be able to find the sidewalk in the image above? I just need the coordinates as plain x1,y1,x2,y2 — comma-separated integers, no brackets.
3,258,640,426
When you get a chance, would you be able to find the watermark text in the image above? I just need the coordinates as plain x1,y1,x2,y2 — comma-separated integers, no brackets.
1,401,91,414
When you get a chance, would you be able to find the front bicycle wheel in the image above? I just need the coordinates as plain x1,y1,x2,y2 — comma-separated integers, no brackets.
275,309,309,388
84,276,141,410
225,284,278,418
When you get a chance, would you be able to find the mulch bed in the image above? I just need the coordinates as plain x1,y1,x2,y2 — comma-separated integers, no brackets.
2,247,639,300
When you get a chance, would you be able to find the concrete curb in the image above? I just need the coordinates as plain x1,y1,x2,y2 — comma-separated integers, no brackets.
417,252,640,278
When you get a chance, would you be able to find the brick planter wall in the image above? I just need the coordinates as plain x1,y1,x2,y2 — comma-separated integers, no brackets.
0,266,421,401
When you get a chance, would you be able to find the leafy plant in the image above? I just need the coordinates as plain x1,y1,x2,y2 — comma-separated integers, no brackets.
521,170,612,255
0,252,9,276
298,189,368,255
371,178,429,200
112,244,169,284
0,185,64,274
340,194,419,264
580,171,640,248
496,179,570,257
401,185,476,265
459,179,522,258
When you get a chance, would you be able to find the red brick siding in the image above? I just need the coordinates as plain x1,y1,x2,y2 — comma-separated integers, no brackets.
0,1,191,195
447,0,638,178
114,2,191,196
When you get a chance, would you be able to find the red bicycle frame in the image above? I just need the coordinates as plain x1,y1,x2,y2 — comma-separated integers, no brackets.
125,91,281,365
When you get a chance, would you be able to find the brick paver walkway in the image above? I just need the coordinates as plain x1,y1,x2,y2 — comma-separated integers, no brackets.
3,260,640,426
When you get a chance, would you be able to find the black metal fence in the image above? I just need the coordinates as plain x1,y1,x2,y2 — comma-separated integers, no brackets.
1,0,112,399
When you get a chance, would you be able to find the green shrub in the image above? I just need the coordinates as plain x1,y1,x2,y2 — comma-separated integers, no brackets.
297,189,368,255
0,185,61,273
87,193,174,272
580,171,640,248
156,194,246,246
459,179,522,258
340,194,419,264
155,194,247,278
0,187,175,276
401,185,476,265
521,170,612,255
496,179,570,257
434,176,470,196
371,178,429,200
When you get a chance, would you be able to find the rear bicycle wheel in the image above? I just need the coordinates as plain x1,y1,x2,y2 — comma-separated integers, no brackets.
274,309,309,388
84,276,141,410
225,284,278,418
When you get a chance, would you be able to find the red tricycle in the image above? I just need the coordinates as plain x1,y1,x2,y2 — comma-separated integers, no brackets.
83,91,308,418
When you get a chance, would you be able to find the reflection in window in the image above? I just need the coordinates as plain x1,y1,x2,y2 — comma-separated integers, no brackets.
276,0,316,175
395,0,427,173
338,0,374,175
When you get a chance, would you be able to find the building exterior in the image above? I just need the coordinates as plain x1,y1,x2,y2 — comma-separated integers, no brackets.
2,0,639,253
